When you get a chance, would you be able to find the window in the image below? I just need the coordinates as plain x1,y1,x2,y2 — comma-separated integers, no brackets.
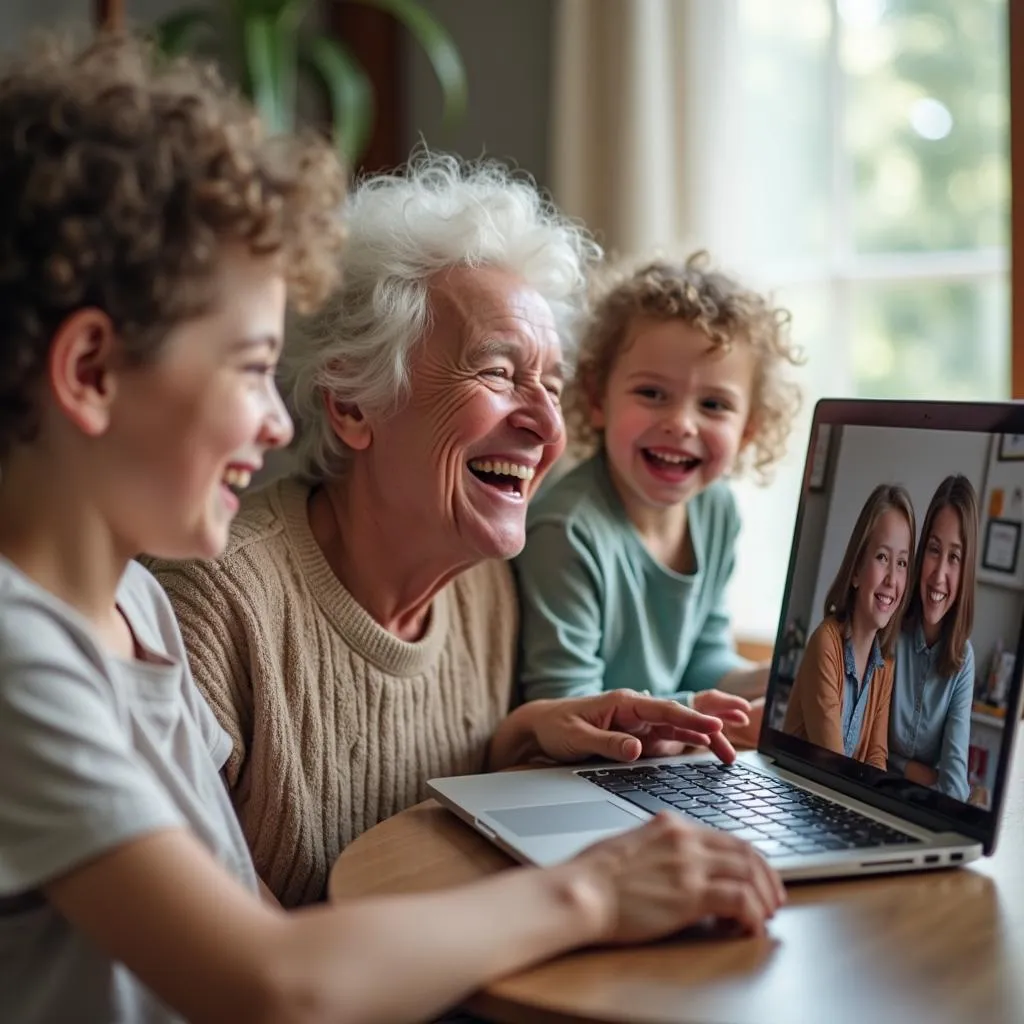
723,0,1009,641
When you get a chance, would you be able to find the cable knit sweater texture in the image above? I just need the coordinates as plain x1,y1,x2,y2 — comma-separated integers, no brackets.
146,477,517,906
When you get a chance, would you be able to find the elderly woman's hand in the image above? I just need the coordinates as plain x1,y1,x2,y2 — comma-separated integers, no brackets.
562,811,785,942
488,690,739,770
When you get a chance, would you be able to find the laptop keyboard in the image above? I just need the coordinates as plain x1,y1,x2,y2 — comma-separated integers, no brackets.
576,761,921,860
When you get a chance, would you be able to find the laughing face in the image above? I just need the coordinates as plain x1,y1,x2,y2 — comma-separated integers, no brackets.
852,509,912,633
106,249,293,560
918,504,964,641
590,317,755,521
357,265,565,562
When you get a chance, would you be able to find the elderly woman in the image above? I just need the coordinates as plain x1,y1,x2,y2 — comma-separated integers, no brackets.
147,154,749,907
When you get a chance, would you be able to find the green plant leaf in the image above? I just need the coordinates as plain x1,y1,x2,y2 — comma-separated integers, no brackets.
272,1,309,130
243,16,284,131
242,2,307,135
152,6,219,56
302,35,375,166
356,0,468,129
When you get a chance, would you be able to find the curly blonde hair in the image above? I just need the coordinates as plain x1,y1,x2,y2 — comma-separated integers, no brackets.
564,252,803,483
0,32,346,459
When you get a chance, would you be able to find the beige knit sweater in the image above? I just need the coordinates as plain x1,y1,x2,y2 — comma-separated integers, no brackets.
146,477,517,907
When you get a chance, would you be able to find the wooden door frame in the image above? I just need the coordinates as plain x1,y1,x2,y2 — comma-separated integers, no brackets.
1011,0,1023,396
94,0,122,31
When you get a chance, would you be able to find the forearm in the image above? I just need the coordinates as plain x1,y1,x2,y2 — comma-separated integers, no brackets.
938,672,974,800
521,675,604,702
866,749,888,772
938,730,971,799
802,664,844,753
805,711,844,754
285,862,606,1024
865,708,889,771
937,743,970,799
488,700,550,770
680,644,746,695
904,759,939,786
47,828,606,1024
716,664,768,699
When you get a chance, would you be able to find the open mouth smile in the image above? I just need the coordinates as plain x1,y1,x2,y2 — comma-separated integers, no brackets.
222,466,253,494
219,464,256,511
467,458,537,499
641,447,702,482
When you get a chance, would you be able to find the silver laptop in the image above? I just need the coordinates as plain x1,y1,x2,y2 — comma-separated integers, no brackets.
429,399,1024,881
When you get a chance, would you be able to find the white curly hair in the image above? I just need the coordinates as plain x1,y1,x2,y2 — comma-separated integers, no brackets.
282,150,602,483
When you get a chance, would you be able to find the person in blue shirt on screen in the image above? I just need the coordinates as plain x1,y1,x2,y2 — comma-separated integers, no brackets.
888,474,979,801
513,254,803,751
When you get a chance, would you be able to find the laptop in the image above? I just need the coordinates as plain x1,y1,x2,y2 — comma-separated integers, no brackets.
429,399,1024,880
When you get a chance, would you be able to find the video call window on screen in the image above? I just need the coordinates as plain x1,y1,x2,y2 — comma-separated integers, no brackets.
767,424,1024,811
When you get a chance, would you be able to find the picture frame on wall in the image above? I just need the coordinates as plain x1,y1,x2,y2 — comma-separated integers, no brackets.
998,434,1024,461
808,423,832,491
982,517,1022,575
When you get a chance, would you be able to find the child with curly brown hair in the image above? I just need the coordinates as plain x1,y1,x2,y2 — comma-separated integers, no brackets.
0,38,784,1024
514,253,803,751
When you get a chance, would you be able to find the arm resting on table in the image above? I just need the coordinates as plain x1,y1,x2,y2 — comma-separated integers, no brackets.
45,827,606,1024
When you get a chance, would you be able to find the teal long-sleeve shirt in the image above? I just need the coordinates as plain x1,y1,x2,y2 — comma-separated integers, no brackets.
513,452,745,704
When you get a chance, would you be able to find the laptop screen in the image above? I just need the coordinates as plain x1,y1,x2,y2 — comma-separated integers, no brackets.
763,400,1024,850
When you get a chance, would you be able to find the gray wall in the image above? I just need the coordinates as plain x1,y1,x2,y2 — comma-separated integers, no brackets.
402,0,554,188
4,0,185,38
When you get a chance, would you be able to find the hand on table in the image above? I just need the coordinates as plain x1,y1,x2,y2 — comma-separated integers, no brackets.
529,689,738,765
568,812,786,941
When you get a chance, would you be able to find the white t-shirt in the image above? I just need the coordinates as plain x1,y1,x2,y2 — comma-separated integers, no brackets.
0,557,258,1023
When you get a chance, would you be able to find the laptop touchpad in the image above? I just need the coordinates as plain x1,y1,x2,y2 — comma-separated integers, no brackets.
487,800,644,837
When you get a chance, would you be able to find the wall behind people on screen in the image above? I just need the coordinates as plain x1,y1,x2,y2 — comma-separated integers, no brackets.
781,424,1024,703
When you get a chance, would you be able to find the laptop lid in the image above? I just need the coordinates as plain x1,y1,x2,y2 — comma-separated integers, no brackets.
761,399,1024,855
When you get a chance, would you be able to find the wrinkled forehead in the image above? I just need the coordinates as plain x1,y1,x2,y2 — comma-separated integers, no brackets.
427,265,563,367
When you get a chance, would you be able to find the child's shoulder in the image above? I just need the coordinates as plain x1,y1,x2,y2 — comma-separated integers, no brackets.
686,481,741,558
808,615,844,651
0,560,182,681
517,455,631,574
0,559,73,650
0,560,116,691
528,453,620,531
119,560,189,657
692,479,740,522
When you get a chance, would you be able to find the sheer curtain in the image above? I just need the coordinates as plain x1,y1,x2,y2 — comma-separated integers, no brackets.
550,0,741,258
548,0,799,645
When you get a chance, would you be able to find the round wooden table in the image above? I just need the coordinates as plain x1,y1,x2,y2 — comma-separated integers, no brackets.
329,746,1024,1024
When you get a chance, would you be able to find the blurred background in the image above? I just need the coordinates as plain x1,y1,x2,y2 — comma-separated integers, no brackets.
17,0,1014,649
